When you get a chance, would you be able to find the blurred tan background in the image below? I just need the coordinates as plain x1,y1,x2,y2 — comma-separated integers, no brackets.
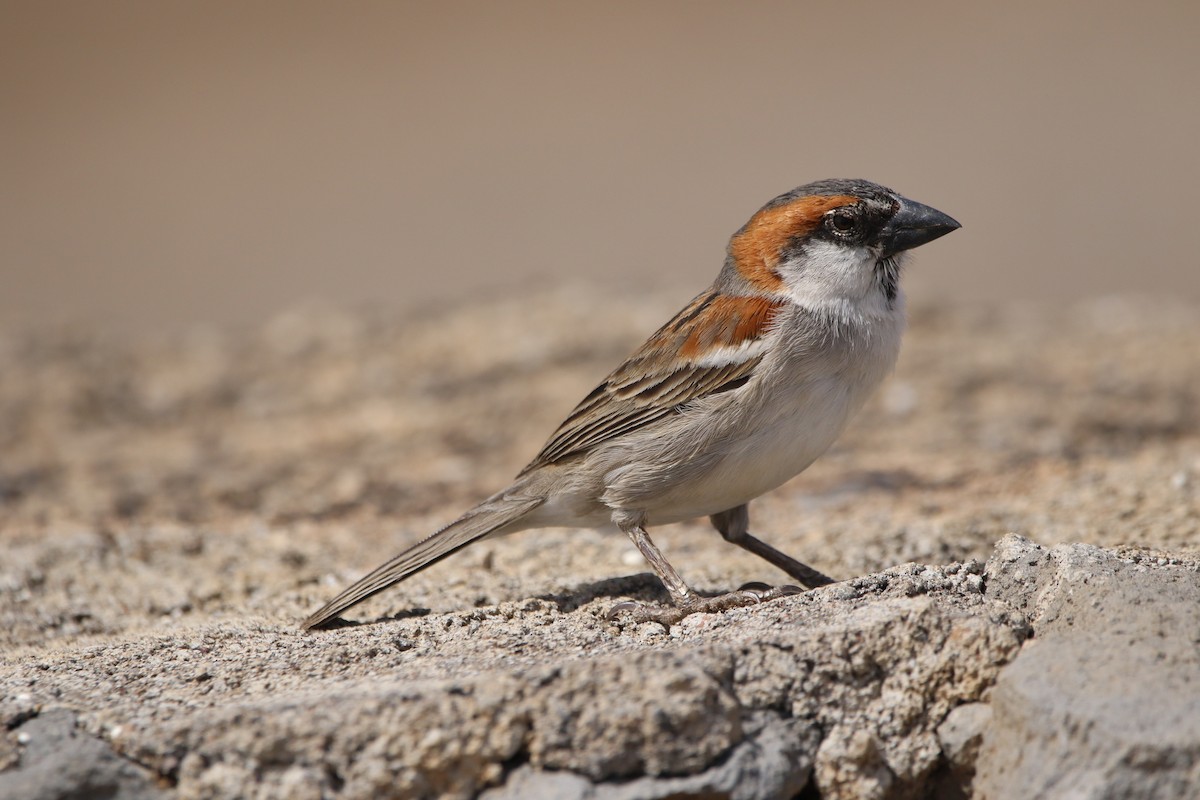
3,0,1198,336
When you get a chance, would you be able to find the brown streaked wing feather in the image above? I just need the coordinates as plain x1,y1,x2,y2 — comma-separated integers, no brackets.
518,291,784,475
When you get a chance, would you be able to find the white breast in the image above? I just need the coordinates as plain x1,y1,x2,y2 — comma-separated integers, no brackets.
634,301,905,525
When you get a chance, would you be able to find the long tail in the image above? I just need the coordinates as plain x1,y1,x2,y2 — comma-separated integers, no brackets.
301,494,543,630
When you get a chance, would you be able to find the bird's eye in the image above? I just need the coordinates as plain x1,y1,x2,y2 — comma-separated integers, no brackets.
827,211,859,236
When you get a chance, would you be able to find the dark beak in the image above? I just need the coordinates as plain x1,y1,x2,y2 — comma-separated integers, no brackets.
879,196,961,257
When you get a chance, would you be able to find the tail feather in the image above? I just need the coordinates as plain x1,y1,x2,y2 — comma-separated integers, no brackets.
301,494,543,630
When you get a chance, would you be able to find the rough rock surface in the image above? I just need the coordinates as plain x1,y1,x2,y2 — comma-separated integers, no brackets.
2,290,1199,798
976,536,1200,799
0,708,166,800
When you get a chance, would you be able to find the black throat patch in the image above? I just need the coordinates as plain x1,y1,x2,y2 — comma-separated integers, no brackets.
875,256,900,307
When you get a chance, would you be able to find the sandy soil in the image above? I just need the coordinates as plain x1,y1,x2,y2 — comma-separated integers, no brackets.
1,288,1198,796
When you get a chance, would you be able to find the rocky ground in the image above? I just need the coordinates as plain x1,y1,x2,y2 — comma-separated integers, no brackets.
1,287,1198,799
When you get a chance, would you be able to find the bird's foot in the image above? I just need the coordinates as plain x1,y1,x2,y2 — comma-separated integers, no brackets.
606,582,804,627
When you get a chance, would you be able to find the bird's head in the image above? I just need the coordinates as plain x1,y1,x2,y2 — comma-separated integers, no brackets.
722,178,960,316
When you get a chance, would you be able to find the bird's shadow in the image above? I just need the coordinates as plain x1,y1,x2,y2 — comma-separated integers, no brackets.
534,572,671,613
306,574,671,631
310,606,432,631
306,569,808,631
534,572,774,613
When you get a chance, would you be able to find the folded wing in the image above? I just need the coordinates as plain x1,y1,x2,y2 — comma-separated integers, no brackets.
520,290,784,474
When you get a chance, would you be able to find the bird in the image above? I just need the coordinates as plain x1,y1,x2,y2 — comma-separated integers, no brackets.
302,178,959,630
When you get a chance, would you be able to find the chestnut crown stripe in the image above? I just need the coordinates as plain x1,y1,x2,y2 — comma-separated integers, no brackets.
729,194,860,288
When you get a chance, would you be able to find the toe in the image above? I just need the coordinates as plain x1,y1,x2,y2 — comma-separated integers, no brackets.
605,601,643,621
737,581,773,597
605,600,685,627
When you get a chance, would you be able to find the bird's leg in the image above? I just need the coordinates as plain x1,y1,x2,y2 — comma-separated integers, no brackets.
622,523,693,605
610,521,804,626
710,505,837,589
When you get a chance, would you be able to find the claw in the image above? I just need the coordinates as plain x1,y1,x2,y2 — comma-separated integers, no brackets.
606,601,643,621
737,581,804,601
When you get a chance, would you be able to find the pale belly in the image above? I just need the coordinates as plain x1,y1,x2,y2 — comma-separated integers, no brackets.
642,376,863,524
519,305,903,532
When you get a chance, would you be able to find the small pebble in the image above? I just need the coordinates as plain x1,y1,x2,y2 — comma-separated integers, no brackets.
636,622,667,639
832,584,860,601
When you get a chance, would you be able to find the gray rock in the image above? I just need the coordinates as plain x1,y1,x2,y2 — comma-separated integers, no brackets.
186,582,1019,799
526,651,743,780
0,709,166,800
1,563,1024,800
976,535,1200,799
936,702,992,795
481,766,595,800
482,713,817,800
8,535,1199,799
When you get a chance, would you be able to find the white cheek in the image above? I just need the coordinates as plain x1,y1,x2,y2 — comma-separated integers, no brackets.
778,240,874,300
777,239,900,319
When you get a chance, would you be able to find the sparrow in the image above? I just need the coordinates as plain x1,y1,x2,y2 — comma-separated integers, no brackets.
303,178,959,630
